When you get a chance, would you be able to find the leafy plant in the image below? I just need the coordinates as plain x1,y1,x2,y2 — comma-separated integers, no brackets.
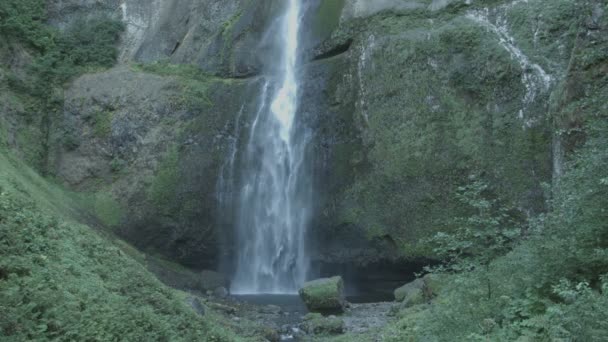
0,0,50,50
424,175,521,274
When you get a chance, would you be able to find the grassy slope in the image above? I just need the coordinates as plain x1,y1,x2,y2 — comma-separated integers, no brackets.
0,147,248,341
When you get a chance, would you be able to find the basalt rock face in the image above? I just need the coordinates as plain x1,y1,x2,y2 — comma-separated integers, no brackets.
305,0,590,266
46,0,278,78
48,65,258,268
41,0,279,269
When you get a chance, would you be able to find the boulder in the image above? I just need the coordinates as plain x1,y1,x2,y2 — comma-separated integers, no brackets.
298,276,346,313
301,313,345,335
186,296,206,316
422,273,445,299
394,278,425,307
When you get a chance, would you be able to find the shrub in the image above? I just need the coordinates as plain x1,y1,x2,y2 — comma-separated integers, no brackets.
423,175,521,274
0,188,238,341
0,0,50,50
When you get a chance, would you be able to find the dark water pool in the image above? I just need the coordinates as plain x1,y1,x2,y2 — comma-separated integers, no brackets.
233,291,392,312
233,294,308,313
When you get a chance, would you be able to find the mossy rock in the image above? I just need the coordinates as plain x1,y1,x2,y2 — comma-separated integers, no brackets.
301,313,345,335
394,278,425,307
422,273,445,298
299,276,346,313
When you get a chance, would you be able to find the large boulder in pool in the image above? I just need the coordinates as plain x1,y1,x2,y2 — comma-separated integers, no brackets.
298,276,346,313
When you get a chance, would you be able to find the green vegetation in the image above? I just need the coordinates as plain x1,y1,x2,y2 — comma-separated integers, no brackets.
507,0,583,70
336,13,549,257
423,176,521,274
0,143,245,341
221,11,243,41
0,0,48,50
0,6,253,340
0,0,123,170
93,191,123,228
147,144,180,214
299,277,345,312
0,190,240,341
378,119,608,340
3,1,124,105
134,61,215,110
334,2,608,338
2,0,607,340
93,110,115,138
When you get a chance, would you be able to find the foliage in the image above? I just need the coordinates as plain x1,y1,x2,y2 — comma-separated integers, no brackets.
24,16,124,102
0,187,240,341
94,191,123,228
133,61,215,110
423,176,521,274
93,110,115,138
0,1,124,170
58,17,124,69
367,116,608,341
2,0,123,111
335,10,551,257
147,145,180,213
0,0,50,50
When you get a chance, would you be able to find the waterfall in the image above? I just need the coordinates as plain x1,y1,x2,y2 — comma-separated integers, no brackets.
229,0,311,294
467,1,553,128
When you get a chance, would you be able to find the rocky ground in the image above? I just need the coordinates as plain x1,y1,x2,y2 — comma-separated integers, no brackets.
341,302,395,334
199,293,396,341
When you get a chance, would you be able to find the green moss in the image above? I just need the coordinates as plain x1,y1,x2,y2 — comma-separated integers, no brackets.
0,119,8,148
299,276,345,312
133,61,218,109
506,0,582,70
331,13,553,256
1,3,123,174
113,238,147,265
93,110,114,138
94,191,123,228
220,11,243,41
0,184,241,341
147,145,180,213
394,279,425,305
15,127,46,172
181,78,213,110
147,253,197,276
0,129,245,341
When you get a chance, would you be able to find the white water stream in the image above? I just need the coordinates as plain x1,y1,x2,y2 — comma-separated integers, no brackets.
229,0,311,294
467,0,553,127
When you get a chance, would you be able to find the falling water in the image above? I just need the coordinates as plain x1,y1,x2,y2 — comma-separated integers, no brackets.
229,0,311,294
467,1,553,127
